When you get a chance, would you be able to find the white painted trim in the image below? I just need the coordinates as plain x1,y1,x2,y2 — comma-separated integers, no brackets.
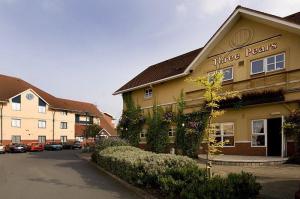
114,7,300,95
9,88,50,106
99,128,111,136
235,141,251,143
281,115,285,157
184,7,300,73
113,73,186,95
140,78,300,110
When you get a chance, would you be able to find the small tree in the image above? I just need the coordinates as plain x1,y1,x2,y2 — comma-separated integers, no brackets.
146,103,169,153
189,71,237,177
84,124,102,140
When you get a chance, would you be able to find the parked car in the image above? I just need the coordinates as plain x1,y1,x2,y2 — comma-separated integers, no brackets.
8,143,27,153
62,142,73,150
27,142,44,152
44,142,63,151
72,141,82,149
0,144,5,154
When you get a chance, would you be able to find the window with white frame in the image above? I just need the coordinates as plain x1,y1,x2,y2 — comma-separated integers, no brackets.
61,111,68,116
251,53,285,75
38,120,46,128
12,95,21,111
60,136,67,143
208,67,233,82
38,98,46,113
212,122,234,146
251,119,266,146
144,88,153,99
60,122,68,129
38,136,46,143
11,119,21,128
140,129,147,138
12,135,21,143
168,127,175,137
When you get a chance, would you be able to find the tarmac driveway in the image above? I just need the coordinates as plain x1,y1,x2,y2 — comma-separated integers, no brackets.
0,150,141,199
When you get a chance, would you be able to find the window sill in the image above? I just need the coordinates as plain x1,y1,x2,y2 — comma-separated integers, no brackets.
250,68,285,78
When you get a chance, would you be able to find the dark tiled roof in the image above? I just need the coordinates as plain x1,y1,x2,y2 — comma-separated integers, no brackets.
0,74,102,117
284,12,300,25
114,48,202,94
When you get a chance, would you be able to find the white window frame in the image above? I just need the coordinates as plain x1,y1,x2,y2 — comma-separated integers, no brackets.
140,129,147,138
212,122,235,147
208,67,233,82
168,127,175,137
60,122,68,129
38,120,46,128
11,119,21,128
12,135,21,144
12,102,21,111
38,106,46,113
60,136,67,143
251,53,285,75
61,111,68,116
144,88,153,99
38,136,46,143
251,119,267,147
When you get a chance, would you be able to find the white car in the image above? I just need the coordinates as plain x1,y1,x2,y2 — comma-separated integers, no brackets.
0,144,5,154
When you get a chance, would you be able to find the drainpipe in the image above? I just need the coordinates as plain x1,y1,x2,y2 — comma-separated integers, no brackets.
0,103,3,144
52,111,56,142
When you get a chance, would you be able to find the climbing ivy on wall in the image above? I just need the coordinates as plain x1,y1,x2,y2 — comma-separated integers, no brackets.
117,93,145,146
175,91,210,158
146,103,170,153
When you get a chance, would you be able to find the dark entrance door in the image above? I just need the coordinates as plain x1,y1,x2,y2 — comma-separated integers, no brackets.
267,118,282,156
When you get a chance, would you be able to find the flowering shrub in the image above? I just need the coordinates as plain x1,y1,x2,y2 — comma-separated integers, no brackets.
93,146,261,198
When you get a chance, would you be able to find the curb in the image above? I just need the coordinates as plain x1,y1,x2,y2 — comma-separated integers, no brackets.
75,153,157,199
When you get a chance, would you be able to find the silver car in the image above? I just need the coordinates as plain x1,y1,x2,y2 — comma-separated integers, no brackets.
0,144,6,154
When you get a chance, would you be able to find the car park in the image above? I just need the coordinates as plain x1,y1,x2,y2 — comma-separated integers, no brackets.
72,141,82,149
0,144,5,154
27,142,44,152
44,142,63,151
7,144,27,153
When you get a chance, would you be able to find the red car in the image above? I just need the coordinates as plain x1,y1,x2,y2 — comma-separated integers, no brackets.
27,143,44,152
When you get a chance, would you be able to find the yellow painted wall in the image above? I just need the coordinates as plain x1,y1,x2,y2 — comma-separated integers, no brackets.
125,16,300,144
1,89,75,142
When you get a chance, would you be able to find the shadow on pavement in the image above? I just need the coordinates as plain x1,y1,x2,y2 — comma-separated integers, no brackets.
26,150,140,199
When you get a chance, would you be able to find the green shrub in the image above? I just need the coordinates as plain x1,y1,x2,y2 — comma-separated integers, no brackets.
91,137,129,162
159,167,261,199
94,146,261,199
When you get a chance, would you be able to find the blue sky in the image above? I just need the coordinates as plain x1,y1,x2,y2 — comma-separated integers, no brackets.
0,0,299,120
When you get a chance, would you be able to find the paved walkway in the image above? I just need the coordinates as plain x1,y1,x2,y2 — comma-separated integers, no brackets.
198,162,300,199
0,150,141,199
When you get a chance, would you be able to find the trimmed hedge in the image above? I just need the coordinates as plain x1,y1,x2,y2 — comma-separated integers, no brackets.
91,137,129,162
92,146,261,199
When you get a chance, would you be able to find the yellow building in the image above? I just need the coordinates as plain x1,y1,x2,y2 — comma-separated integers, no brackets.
0,74,103,145
114,6,300,157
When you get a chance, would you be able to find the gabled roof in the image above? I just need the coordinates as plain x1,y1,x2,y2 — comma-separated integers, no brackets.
114,6,300,95
0,74,102,117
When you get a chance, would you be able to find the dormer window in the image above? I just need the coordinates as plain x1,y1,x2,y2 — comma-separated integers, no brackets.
144,88,153,99
38,98,46,113
12,95,21,111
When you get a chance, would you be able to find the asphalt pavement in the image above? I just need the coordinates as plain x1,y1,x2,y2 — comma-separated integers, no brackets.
0,150,141,199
